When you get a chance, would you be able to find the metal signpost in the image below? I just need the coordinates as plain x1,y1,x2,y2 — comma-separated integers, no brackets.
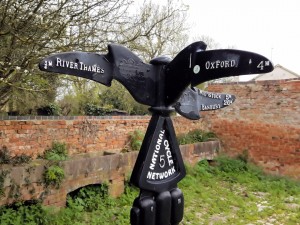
39,41,273,225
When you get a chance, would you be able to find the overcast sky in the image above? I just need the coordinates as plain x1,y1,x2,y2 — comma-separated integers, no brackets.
183,0,300,77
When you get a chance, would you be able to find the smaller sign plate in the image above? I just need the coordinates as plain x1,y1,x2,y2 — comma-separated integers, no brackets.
174,87,236,120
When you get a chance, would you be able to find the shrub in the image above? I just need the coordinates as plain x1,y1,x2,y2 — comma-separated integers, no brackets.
36,103,61,116
83,103,113,116
67,184,109,212
128,130,145,151
122,129,145,152
43,165,65,188
43,142,68,161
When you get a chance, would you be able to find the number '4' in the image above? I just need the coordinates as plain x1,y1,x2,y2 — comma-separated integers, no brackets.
257,60,270,70
257,61,264,70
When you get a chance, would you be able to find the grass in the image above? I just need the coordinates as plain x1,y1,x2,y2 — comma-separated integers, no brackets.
0,156,299,225
181,157,300,224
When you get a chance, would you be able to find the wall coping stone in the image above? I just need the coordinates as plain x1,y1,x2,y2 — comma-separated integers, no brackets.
0,115,151,121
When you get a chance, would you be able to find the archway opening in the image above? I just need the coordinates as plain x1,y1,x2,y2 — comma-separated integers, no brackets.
66,183,109,211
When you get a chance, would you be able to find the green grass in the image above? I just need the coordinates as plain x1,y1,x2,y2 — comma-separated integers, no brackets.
181,157,300,225
0,156,299,225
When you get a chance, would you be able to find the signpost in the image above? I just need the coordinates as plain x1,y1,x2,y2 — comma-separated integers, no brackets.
39,41,273,225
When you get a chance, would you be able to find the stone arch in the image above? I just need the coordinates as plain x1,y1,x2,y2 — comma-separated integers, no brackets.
66,183,109,207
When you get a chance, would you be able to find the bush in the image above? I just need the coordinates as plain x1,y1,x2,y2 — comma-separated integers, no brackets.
43,142,68,161
122,129,145,152
0,201,50,225
83,103,113,116
128,130,145,151
36,103,61,116
67,184,109,212
43,165,65,188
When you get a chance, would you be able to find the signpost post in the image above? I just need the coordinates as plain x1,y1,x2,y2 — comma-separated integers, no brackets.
39,41,273,224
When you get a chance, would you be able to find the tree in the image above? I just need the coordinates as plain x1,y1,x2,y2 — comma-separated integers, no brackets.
0,0,189,114
0,0,132,113
57,0,190,115
124,0,189,61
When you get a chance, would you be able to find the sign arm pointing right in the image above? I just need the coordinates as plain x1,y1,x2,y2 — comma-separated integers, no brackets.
164,42,274,105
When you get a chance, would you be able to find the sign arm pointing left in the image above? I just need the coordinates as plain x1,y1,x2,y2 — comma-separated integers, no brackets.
39,44,157,106
39,51,114,86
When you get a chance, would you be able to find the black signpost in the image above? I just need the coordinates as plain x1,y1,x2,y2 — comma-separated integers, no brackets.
39,41,274,225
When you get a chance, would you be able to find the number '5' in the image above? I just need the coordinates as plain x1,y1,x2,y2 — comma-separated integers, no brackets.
159,155,165,168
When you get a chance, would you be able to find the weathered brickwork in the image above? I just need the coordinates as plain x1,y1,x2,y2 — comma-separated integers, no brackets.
0,79,299,207
203,79,300,179
0,141,220,207
0,116,206,159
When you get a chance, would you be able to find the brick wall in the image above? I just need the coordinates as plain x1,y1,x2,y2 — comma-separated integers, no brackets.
203,79,300,179
0,141,220,207
0,116,206,159
0,78,299,187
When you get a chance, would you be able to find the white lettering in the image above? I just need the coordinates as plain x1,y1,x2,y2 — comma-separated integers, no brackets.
149,130,165,170
56,58,62,67
201,104,221,111
55,58,105,74
205,60,236,70
164,140,174,166
146,166,176,180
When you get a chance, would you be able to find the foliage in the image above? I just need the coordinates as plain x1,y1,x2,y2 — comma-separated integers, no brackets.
0,0,130,112
43,165,65,188
177,129,217,145
0,156,300,224
128,130,145,151
0,146,32,165
83,103,113,116
67,184,109,212
36,103,61,116
0,0,189,114
0,201,50,225
42,142,68,188
43,142,68,161
99,81,149,115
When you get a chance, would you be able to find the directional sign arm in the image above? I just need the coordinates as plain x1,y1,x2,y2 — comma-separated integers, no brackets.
174,87,236,120
164,42,274,105
39,45,158,106
190,49,274,86
39,51,114,86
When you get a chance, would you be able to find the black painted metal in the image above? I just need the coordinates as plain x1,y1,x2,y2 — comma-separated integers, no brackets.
174,87,236,120
130,114,186,192
39,42,274,225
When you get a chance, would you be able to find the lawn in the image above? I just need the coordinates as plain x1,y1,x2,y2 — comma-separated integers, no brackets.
1,156,299,225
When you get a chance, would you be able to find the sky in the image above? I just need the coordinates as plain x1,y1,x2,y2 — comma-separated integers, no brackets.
134,0,300,80
182,0,300,79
